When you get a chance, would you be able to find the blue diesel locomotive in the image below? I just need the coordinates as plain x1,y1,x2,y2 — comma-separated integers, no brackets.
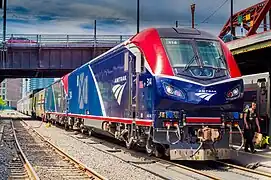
21,27,244,160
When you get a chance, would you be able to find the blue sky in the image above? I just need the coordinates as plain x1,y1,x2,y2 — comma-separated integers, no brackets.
3,0,264,36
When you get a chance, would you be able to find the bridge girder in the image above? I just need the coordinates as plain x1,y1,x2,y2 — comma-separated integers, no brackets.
219,0,271,38
0,46,111,79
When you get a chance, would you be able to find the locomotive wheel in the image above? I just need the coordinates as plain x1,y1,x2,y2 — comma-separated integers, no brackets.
102,121,109,131
126,141,133,149
64,123,69,131
154,149,162,158
154,144,164,158
146,139,154,156
125,137,134,150
81,127,86,134
88,129,93,136
146,146,154,156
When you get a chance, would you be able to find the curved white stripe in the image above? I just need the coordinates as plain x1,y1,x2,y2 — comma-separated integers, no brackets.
115,84,124,101
117,83,126,104
112,84,121,94
205,94,215,101
88,65,106,116
199,94,209,99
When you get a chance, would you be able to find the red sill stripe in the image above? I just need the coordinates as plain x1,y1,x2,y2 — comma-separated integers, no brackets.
186,117,221,123
46,112,152,126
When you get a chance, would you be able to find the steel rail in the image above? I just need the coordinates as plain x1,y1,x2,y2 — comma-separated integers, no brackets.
16,118,271,180
20,120,107,180
151,157,221,180
25,118,271,180
65,127,221,180
66,125,271,180
215,160,271,178
11,120,40,180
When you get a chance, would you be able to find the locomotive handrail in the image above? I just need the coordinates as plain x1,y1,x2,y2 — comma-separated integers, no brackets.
190,142,203,158
228,123,244,151
166,125,181,145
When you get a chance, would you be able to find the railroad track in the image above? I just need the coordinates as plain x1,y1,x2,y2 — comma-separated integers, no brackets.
180,160,271,180
0,119,38,180
13,120,106,180
23,121,216,180
23,120,271,180
65,127,271,180
66,132,218,180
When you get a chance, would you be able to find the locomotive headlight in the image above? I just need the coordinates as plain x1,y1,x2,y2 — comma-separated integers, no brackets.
226,86,240,100
232,88,239,96
165,85,174,94
163,82,185,99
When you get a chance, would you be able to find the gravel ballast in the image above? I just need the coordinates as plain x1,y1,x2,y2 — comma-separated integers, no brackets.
0,120,18,180
0,137,10,180
25,120,162,180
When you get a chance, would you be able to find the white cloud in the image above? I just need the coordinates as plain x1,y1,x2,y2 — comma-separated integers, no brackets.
2,0,265,36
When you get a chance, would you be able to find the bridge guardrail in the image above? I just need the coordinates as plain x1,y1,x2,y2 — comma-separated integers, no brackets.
0,34,133,46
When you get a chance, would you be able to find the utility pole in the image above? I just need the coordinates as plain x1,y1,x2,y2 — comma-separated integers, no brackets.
94,20,97,44
137,0,140,33
93,20,97,57
175,20,178,28
230,0,234,35
3,0,6,42
191,4,195,28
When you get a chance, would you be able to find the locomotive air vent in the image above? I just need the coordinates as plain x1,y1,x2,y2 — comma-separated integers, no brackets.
173,27,201,35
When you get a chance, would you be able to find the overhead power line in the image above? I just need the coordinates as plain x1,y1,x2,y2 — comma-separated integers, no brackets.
201,0,229,23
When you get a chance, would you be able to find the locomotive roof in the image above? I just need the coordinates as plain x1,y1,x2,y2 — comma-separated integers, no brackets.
156,27,218,40
64,27,220,78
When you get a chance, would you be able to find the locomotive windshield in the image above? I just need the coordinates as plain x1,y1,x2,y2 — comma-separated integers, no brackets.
162,39,196,67
196,40,226,69
162,38,226,69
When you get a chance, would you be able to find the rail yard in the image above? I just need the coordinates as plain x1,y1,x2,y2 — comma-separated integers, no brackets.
3,0,271,179
6,26,271,179
1,110,271,180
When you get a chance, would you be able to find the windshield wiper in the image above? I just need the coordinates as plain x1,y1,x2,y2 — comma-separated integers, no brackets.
217,55,226,67
208,53,225,72
214,55,227,72
183,54,199,71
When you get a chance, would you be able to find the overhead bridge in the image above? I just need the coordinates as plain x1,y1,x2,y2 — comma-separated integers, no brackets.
220,0,271,137
0,34,132,81
219,0,271,75
226,30,271,75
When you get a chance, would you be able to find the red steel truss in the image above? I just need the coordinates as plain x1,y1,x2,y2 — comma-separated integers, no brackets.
219,0,271,38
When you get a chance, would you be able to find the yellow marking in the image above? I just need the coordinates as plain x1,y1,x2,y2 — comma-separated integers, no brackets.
231,41,271,55
245,14,251,21
45,122,51,128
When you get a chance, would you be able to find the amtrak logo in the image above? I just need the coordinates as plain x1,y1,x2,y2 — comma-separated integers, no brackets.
195,90,217,101
112,75,127,105
77,72,88,109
